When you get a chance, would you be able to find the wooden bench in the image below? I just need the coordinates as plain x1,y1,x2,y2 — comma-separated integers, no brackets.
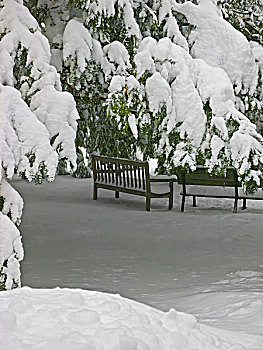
176,166,250,213
91,155,176,211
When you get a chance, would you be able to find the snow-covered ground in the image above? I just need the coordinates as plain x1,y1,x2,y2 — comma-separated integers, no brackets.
4,175,263,349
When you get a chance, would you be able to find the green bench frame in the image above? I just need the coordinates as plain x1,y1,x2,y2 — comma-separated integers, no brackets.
176,166,247,213
91,155,176,211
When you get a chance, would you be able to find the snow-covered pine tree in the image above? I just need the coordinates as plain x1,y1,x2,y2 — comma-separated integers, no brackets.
106,0,263,192
24,0,263,192
0,0,79,290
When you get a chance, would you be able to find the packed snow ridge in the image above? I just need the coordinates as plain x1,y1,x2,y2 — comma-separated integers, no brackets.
0,286,257,350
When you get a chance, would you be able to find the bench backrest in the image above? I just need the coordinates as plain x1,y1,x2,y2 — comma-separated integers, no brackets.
91,155,150,192
176,166,241,187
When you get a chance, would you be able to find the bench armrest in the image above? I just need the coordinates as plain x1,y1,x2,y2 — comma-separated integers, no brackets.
150,176,177,183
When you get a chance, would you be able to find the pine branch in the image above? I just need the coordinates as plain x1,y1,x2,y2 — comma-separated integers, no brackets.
172,9,184,16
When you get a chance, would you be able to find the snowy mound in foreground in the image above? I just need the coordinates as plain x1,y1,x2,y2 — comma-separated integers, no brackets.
0,287,250,350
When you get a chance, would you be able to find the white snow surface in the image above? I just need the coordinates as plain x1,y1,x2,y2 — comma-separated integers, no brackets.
9,176,263,349
1,286,261,350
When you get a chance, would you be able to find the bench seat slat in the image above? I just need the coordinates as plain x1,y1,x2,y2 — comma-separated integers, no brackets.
180,179,238,187
95,183,147,197
181,193,238,199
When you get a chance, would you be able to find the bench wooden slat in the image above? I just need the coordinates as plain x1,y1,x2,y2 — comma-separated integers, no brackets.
125,164,130,188
96,160,100,182
133,165,137,188
177,170,240,187
142,168,145,190
105,162,108,183
138,167,142,189
122,164,126,188
107,162,111,184
180,179,237,187
130,165,134,188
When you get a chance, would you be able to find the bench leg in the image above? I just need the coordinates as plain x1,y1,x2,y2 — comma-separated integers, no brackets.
242,199,246,210
193,195,196,207
181,184,186,212
93,184,98,200
233,186,238,213
169,182,173,210
115,191,119,198
233,200,238,213
181,196,185,212
146,196,151,211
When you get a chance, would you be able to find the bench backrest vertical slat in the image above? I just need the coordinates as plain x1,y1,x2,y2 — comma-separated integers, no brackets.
118,162,122,186
103,162,107,183
126,164,130,187
142,167,146,190
91,155,149,193
134,166,138,188
130,165,134,187
104,162,108,183
138,167,142,189
107,162,112,184
96,160,101,181
100,161,103,182
109,162,113,183
115,162,119,186
122,164,126,188
107,162,110,183
115,163,119,185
